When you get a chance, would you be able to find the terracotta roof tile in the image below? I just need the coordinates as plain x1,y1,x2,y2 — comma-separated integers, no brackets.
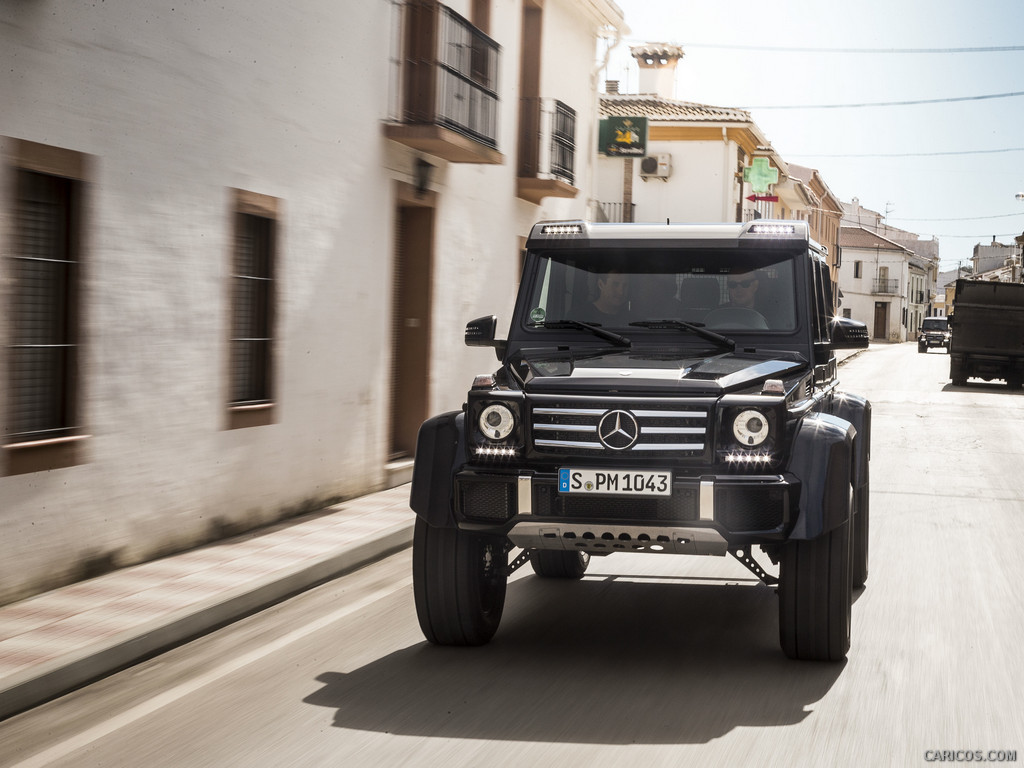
599,94,751,122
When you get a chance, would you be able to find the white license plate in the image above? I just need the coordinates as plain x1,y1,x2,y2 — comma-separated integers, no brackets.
558,468,672,496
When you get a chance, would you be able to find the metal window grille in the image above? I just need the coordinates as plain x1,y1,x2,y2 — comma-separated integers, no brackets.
550,100,576,185
230,213,274,405
435,5,499,147
7,170,79,444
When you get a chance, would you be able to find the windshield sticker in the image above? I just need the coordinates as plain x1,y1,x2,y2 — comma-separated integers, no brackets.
529,307,546,324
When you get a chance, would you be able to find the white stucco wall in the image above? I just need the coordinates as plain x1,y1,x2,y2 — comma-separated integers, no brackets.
595,136,738,223
838,247,911,341
0,0,619,603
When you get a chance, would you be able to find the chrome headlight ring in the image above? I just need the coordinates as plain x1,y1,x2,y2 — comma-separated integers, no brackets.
478,403,516,441
732,409,770,447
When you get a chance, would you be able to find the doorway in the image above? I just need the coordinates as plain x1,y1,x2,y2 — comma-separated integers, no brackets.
873,301,888,341
389,199,434,460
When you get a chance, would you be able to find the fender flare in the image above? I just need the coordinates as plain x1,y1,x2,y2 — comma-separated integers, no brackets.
786,412,856,540
409,411,465,527
831,393,871,493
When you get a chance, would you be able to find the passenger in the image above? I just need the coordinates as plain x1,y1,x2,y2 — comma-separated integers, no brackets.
588,270,630,323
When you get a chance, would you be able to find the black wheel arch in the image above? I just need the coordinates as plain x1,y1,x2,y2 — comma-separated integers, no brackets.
786,412,856,540
409,410,465,527
831,392,871,494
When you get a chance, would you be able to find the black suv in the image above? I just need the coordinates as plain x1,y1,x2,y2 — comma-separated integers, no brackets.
411,220,871,661
918,316,950,353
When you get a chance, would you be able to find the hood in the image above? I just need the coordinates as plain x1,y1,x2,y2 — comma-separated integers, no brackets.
512,348,806,395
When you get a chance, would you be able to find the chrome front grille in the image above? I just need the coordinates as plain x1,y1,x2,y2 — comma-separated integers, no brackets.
530,400,711,458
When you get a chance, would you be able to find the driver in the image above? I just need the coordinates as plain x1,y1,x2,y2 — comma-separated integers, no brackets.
726,270,761,309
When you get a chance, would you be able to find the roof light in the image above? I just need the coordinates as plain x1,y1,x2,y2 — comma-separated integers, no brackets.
541,224,583,236
749,223,796,236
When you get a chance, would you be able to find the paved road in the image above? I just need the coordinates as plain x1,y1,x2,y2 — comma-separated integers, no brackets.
2,343,1022,767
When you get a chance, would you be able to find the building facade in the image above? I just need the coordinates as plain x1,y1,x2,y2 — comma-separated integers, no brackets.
0,0,626,604
838,227,918,342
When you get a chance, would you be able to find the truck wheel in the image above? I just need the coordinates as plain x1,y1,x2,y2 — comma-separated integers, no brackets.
413,517,507,646
778,509,852,661
950,362,967,387
852,485,869,588
1007,377,1023,391
917,344,925,353
530,550,590,579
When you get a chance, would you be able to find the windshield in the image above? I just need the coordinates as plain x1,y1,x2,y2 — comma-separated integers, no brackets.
523,248,798,334
922,318,948,332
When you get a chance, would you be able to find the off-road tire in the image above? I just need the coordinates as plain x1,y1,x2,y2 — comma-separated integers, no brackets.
778,500,853,661
413,517,507,646
530,550,590,579
951,361,967,387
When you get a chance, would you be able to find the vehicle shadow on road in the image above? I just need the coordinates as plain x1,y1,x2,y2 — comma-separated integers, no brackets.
303,574,845,744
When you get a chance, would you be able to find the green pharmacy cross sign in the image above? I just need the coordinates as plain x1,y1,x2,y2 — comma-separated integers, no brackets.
743,157,779,194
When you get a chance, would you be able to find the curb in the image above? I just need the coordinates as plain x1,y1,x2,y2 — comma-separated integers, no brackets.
0,521,414,721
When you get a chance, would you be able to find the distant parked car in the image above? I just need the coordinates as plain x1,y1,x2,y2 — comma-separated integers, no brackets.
831,316,869,348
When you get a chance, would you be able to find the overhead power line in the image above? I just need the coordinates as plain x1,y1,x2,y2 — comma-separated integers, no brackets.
791,147,1024,158
742,91,1024,110
679,43,1024,54
888,212,1024,223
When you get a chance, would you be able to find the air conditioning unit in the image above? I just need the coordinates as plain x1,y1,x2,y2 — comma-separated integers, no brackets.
639,153,671,180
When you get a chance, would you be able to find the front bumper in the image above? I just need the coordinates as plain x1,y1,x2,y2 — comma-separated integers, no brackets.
453,470,795,554
921,335,948,347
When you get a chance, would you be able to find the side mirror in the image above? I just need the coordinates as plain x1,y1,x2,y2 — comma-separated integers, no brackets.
465,315,506,360
813,341,833,365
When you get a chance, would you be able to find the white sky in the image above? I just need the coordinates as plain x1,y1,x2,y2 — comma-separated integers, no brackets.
600,0,1024,270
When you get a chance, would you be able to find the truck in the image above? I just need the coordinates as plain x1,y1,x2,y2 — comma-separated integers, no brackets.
948,279,1024,389
410,220,871,661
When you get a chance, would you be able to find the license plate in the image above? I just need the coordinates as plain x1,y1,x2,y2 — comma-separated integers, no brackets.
558,468,672,496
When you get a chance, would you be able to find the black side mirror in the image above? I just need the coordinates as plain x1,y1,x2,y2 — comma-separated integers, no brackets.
465,315,506,360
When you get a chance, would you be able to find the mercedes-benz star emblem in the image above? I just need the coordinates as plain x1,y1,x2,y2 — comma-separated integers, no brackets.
597,410,640,450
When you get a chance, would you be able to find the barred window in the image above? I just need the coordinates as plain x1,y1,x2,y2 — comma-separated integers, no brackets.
7,169,80,444
230,211,275,406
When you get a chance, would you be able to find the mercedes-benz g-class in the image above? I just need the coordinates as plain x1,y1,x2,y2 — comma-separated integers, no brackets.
411,219,871,661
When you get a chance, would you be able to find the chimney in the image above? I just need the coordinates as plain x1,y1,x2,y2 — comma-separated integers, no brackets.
605,80,619,94
630,43,684,99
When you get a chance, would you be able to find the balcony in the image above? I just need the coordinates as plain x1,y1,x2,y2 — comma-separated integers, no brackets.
872,278,899,294
596,202,635,223
385,0,503,165
517,98,578,204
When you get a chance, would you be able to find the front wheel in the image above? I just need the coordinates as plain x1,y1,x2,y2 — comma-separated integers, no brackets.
530,549,590,579
413,517,508,646
778,508,853,661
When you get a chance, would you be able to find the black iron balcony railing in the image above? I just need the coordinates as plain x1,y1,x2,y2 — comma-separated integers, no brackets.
873,278,899,294
516,97,578,203
518,98,576,185
387,0,501,163
597,202,635,223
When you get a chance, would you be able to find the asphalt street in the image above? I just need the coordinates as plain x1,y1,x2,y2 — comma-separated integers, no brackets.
1,342,1022,768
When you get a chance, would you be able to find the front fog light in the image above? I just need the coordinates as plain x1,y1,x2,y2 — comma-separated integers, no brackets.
733,409,769,447
479,404,515,440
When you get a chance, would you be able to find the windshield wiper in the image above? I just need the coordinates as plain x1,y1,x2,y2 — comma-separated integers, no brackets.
629,319,736,351
536,320,631,347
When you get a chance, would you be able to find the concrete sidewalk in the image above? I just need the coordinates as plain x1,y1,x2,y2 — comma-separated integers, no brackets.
0,484,415,721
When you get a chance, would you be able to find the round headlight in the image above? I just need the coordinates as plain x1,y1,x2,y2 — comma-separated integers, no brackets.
479,404,515,440
732,409,769,447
